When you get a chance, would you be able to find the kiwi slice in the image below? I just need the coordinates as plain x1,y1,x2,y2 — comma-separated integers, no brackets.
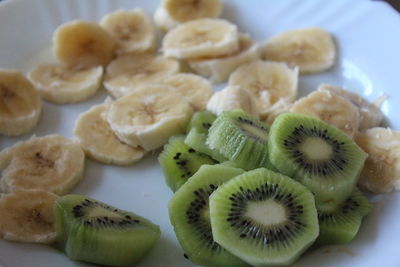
209,168,319,266
268,113,367,212
169,164,249,267
206,109,270,170
54,194,160,266
158,135,217,192
186,110,217,132
316,188,371,245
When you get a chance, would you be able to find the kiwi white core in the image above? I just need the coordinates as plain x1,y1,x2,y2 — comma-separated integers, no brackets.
87,206,123,219
240,123,267,140
245,199,287,225
298,137,333,161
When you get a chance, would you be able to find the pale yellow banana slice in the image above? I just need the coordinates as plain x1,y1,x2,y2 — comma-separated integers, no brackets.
163,0,222,23
105,84,193,150
28,64,103,104
53,20,116,68
187,33,261,83
0,69,41,136
154,7,180,32
162,18,239,59
100,8,156,54
263,27,336,74
0,135,85,195
206,85,260,118
103,53,180,98
318,84,384,130
74,101,145,165
356,127,400,193
291,89,360,138
228,60,298,118
264,99,293,125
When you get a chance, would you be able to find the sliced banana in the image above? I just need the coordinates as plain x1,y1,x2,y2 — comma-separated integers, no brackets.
187,33,261,83
0,69,41,136
206,85,260,118
264,99,293,125
318,84,384,130
100,8,156,54
28,64,103,104
262,27,336,74
74,101,145,165
228,60,298,118
290,89,360,138
53,20,115,68
356,127,400,193
103,53,180,98
104,84,193,151
154,7,180,32
0,190,58,244
162,18,239,59
0,135,85,195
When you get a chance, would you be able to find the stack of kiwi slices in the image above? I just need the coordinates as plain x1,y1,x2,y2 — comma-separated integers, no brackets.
160,110,372,266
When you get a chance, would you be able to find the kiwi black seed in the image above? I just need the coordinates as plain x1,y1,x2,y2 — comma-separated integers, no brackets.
268,113,367,212
209,168,319,266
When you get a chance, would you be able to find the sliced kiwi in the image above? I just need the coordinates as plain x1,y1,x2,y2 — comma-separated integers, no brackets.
316,188,371,245
268,113,367,212
169,164,249,267
206,109,270,170
158,135,217,192
209,168,319,266
54,194,160,266
186,111,217,133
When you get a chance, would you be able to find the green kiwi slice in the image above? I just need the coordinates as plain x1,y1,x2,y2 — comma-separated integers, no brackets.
209,168,319,266
158,135,217,192
316,188,371,245
186,111,217,132
169,164,249,267
206,109,270,170
268,113,367,212
54,195,160,266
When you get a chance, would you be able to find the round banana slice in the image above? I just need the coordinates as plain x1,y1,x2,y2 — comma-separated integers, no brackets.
0,69,41,136
263,27,336,74
318,84,384,130
263,99,293,125
74,102,145,165
154,7,180,33
0,190,58,244
356,127,400,193
105,84,193,151
103,53,180,98
187,33,261,83
0,135,85,195
163,0,222,23
228,60,298,118
290,89,360,138
206,85,260,118
53,20,115,68
100,8,156,54
162,18,239,59
28,64,103,104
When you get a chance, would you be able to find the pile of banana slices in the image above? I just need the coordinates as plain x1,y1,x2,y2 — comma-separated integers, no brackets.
0,0,399,244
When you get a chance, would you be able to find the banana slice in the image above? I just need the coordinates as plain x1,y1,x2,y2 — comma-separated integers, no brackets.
318,84,384,130
264,99,293,125
53,20,116,68
163,0,222,22
228,60,298,118
74,101,145,165
154,7,180,33
100,8,156,54
262,27,336,74
162,18,239,59
356,127,400,193
104,84,193,151
0,69,41,136
103,53,180,98
187,33,261,83
290,89,360,138
206,85,260,118
28,64,103,104
0,190,58,244
0,135,85,195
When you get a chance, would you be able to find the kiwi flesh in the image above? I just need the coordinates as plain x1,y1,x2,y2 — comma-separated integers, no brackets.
206,109,270,170
168,164,249,267
268,113,367,212
54,194,160,266
186,111,217,132
158,135,217,192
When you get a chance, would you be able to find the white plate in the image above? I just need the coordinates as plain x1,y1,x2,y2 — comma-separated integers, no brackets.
1,0,400,266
